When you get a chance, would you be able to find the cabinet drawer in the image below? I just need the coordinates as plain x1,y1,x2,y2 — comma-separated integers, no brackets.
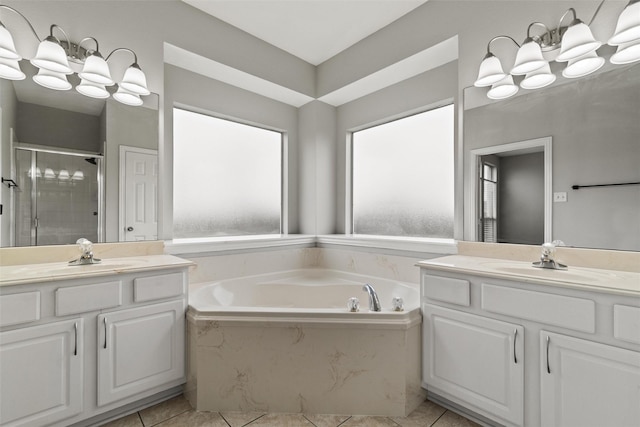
482,284,595,333
614,305,640,344
422,274,470,306
134,272,185,302
56,281,122,316
0,292,40,327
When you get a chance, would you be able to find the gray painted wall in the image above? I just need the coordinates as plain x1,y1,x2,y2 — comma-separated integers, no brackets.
498,153,544,245
2,1,635,251
104,100,159,242
0,79,17,246
16,102,101,152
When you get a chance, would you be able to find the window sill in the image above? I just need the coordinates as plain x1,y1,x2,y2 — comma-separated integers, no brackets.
317,234,457,256
165,234,317,256
165,234,457,257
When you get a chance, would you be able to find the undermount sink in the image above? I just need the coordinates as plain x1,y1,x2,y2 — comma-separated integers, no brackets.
478,261,620,284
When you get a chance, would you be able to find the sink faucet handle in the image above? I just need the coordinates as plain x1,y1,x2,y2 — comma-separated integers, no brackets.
541,242,557,258
76,238,93,257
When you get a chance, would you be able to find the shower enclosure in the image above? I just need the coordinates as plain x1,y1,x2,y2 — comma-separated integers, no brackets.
14,146,104,246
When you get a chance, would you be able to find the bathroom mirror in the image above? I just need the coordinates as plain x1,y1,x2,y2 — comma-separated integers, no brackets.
463,63,640,251
0,61,159,247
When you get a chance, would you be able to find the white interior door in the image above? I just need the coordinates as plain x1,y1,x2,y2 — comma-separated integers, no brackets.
120,146,158,241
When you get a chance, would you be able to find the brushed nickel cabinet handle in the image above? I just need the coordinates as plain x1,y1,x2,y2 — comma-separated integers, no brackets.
546,335,551,374
103,317,108,349
74,322,78,356
513,329,518,364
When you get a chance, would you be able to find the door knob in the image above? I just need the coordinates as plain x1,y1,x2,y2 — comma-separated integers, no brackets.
126,226,134,232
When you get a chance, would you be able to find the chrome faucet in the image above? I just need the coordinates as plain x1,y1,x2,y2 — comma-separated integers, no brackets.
362,284,382,312
532,241,567,270
69,238,102,265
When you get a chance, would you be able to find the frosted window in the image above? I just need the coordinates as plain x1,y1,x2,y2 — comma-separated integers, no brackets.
352,104,454,238
173,109,282,238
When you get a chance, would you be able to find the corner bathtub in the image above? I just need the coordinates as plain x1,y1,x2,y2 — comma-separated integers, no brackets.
185,269,426,417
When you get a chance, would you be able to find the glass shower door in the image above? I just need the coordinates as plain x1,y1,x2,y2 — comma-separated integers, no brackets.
14,148,102,246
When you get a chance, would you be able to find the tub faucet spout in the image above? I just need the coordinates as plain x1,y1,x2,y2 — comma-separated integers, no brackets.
362,284,381,312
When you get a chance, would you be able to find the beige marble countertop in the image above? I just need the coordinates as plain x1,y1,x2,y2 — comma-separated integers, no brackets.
417,255,640,296
0,255,194,287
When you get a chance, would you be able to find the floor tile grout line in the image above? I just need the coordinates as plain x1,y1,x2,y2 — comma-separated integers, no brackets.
137,411,145,427
430,409,449,427
335,415,352,426
145,407,193,427
243,413,267,426
219,411,232,427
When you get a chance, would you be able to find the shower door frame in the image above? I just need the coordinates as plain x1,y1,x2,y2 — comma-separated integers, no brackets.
14,143,106,246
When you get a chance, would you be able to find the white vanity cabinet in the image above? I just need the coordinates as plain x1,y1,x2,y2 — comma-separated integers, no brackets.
97,299,185,406
0,319,84,427
419,257,640,427
0,256,191,427
424,304,524,426
540,331,640,427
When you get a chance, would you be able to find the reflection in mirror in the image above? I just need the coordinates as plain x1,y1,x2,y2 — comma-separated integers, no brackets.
469,138,552,246
15,147,103,246
0,61,159,247
464,64,640,251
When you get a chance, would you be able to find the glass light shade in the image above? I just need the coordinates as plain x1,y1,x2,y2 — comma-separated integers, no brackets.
119,64,150,95
27,167,43,178
474,54,507,87
30,37,73,74
44,168,56,179
0,24,21,60
487,75,519,100
0,57,25,80
71,171,85,180
520,63,557,89
33,67,72,90
113,86,143,106
556,21,602,62
78,52,114,85
610,40,640,64
562,51,605,78
58,169,70,180
76,79,110,99
608,1,640,45
511,40,546,75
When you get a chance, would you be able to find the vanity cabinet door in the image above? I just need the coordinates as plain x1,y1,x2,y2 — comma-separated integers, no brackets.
423,304,524,426
97,299,185,406
0,319,83,427
540,331,640,427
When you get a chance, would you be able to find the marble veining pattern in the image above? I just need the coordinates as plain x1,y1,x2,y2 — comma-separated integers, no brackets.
188,316,424,416
100,395,480,427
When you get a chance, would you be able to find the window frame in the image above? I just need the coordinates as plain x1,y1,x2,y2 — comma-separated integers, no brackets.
346,102,455,239
171,107,287,239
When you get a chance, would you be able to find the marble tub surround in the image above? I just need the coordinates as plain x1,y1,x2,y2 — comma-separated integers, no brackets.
458,241,640,273
417,255,640,296
0,254,193,286
184,246,432,287
186,311,425,417
0,240,165,266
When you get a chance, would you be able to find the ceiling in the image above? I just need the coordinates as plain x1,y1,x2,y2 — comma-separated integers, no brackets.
182,0,429,65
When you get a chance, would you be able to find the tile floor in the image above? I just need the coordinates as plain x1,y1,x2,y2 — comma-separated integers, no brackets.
101,395,481,427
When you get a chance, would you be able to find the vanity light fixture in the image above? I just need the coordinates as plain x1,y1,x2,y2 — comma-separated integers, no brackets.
474,0,640,101
0,4,150,106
